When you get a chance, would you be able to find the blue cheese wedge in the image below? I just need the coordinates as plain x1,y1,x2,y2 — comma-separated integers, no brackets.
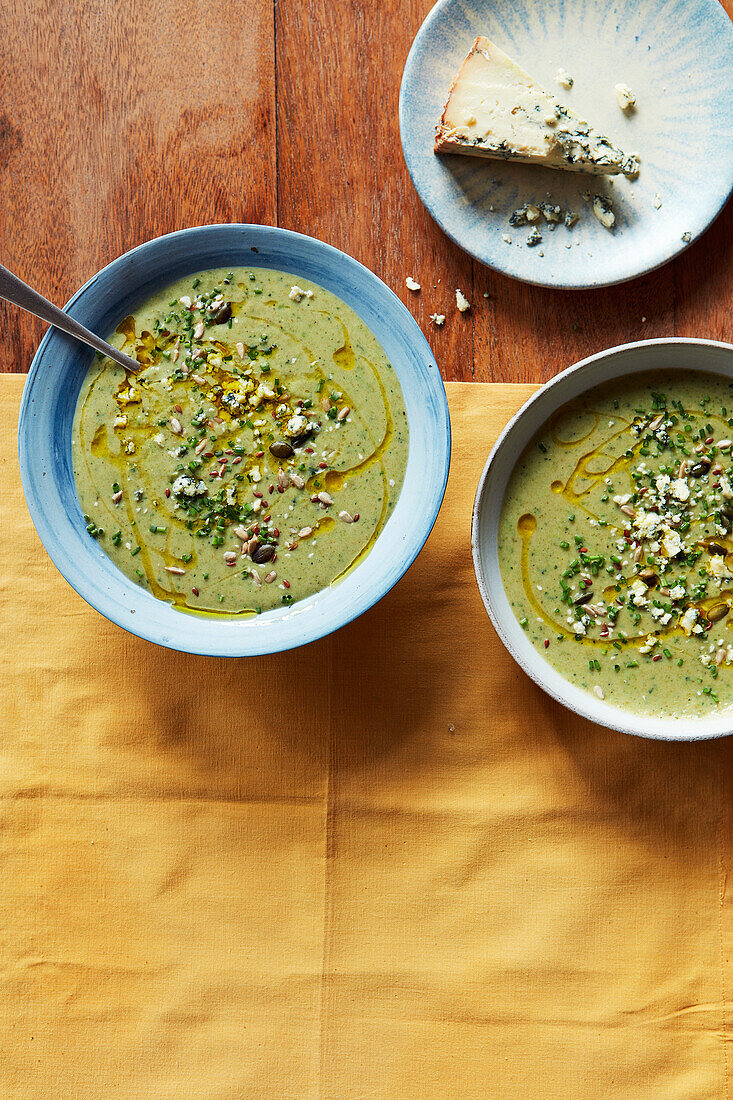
435,37,639,179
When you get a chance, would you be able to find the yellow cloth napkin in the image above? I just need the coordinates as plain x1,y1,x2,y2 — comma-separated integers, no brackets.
0,375,731,1099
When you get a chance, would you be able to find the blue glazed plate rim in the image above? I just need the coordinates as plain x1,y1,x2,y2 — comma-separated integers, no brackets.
399,0,733,289
18,224,451,657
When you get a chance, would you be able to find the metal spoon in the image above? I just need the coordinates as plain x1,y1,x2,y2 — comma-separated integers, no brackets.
0,261,139,372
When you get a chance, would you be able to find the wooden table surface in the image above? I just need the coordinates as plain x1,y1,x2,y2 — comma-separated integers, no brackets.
1,0,731,383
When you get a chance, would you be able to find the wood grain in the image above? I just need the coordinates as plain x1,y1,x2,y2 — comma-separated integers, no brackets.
276,0,474,382
0,0,731,382
0,0,275,373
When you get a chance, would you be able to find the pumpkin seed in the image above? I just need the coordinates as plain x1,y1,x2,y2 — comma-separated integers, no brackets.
252,543,276,565
270,440,294,460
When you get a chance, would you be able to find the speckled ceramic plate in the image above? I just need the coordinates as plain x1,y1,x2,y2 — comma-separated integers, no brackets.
400,0,733,288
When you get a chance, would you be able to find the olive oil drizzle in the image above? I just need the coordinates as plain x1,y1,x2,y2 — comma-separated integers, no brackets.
518,513,576,639
76,286,404,615
333,322,356,370
518,407,733,649
79,373,185,604
325,357,396,582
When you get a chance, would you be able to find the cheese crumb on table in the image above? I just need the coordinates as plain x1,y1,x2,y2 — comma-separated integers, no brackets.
455,289,470,312
614,83,636,111
405,276,421,292
430,313,446,326
555,68,574,89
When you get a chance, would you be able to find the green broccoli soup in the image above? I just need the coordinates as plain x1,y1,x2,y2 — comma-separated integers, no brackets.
72,268,408,615
498,371,733,718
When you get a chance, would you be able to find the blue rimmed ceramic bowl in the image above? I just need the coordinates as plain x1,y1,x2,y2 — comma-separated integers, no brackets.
18,224,451,656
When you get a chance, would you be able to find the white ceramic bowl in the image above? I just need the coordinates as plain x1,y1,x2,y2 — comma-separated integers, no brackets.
400,0,733,288
472,338,733,740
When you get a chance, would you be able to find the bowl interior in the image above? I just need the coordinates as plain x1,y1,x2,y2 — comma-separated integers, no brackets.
472,338,733,740
19,225,451,656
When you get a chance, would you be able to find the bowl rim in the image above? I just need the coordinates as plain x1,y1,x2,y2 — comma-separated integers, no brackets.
471,336,733,740
18,223,451,657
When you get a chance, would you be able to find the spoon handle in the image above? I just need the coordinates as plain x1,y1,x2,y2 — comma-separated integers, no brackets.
0,262,138,371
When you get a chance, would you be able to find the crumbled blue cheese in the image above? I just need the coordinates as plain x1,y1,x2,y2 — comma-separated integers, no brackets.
555,68,574,89
405,277,421,292
661,528,683,557
633,510,661,539
591,194,615,229
614,83,636,111
680,607,700,635
288,285,313,302
510,203,542,226
671,478,690,502
708,555,733,581
430,313,446,326
511,201,575,230
172,475,207,498
286,414,309,437
629,579,649,607
539,202,563,224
